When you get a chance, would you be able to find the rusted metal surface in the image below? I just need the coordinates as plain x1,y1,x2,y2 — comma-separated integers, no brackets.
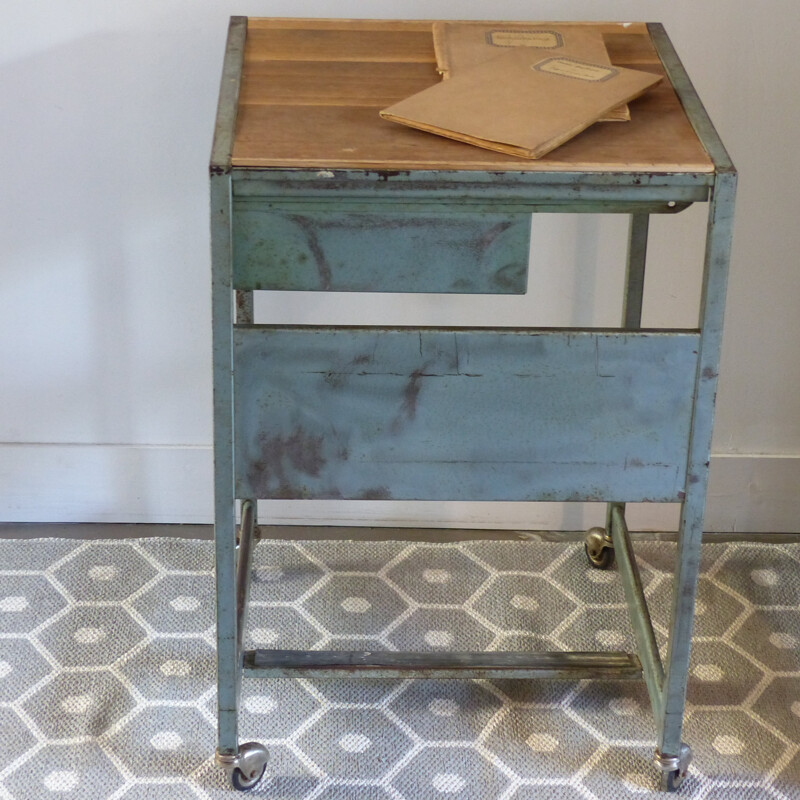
232,208,531,293
243,648,643,681
233,327,699,503
211,18,737,789
231,168,714,200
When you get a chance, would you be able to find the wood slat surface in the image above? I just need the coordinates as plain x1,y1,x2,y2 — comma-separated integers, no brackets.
245,27,436,63
238,60,440,107
231,18,713,173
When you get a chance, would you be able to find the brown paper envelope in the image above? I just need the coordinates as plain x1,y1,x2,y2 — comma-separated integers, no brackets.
433,21,630,121
380,49,661,159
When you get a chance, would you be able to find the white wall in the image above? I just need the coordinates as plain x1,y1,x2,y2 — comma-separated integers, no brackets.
2,1,799,531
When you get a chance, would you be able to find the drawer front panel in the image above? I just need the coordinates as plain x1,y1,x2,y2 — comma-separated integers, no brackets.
233,328,699,502
232,209,531,293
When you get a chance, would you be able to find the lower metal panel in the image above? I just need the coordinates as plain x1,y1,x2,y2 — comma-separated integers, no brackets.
233,327,699,502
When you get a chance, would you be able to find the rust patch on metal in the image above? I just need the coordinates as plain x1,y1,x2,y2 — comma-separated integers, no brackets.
287,215,332,289
391,363,431,434
702,366,717,379
253,427,327,497
324,370,347,389
358,487,392,500
477,220,513,252
373,170,409,181
283,428,326,476
492,261,527,290
402,368,426,418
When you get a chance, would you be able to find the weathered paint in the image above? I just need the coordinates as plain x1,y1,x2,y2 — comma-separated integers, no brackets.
210,169,239,757
243,648,643,681
232,168,714,194
211,18,737,786
232,208,531,293
657,170,737,760
210,17,249,762
233,328,699,503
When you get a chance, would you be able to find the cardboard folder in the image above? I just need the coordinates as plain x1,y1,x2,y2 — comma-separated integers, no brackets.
433,21,630,122
380,49,662,160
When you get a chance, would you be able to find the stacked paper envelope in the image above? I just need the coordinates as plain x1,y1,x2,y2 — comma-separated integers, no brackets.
433,22,631,121
380,22,662,159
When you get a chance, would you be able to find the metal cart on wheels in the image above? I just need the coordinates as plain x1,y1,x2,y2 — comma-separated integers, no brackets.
209,17,736,792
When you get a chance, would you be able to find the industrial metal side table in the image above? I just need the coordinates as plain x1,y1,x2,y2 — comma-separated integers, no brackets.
210,17,736,792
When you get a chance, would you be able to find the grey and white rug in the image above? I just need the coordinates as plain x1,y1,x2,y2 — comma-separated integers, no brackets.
0,536,799,799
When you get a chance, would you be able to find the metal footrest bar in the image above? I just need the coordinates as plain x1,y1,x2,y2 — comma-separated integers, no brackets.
242,648,643,680
609,503,665,719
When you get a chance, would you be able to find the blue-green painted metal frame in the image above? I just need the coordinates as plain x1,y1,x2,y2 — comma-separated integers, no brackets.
210,16,737,790
210,15,247,761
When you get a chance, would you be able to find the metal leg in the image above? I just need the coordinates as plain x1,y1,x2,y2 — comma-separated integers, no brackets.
234,291,257,545
655,173,737,790
216,501,268,790
210,117,269,791
591,214,650,569
211,170,240,763
622,213,649,330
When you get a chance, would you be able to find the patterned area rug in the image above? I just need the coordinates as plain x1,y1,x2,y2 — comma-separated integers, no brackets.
0,537,799,799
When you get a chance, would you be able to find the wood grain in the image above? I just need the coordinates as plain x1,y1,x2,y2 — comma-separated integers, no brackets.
232,19,713,173
239,60,440,107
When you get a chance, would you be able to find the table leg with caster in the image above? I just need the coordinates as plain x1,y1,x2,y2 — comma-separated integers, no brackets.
216,741,270,792
585,501,623,570
655,743,693,791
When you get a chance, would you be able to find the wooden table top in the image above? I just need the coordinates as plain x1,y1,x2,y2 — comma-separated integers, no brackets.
231,18,714,173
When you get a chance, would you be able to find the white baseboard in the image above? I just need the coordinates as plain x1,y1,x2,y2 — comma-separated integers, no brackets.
0,444,797,533
705,454,800,533
0,444,213,524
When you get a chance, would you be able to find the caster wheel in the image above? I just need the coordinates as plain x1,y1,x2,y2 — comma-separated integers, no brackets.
655,743,691,792
584,527,615,569
659,769,682,792
227,741,269,792
232,764,266,791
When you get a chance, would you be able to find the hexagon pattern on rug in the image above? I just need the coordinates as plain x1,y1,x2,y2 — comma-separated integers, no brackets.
0,536,799,800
